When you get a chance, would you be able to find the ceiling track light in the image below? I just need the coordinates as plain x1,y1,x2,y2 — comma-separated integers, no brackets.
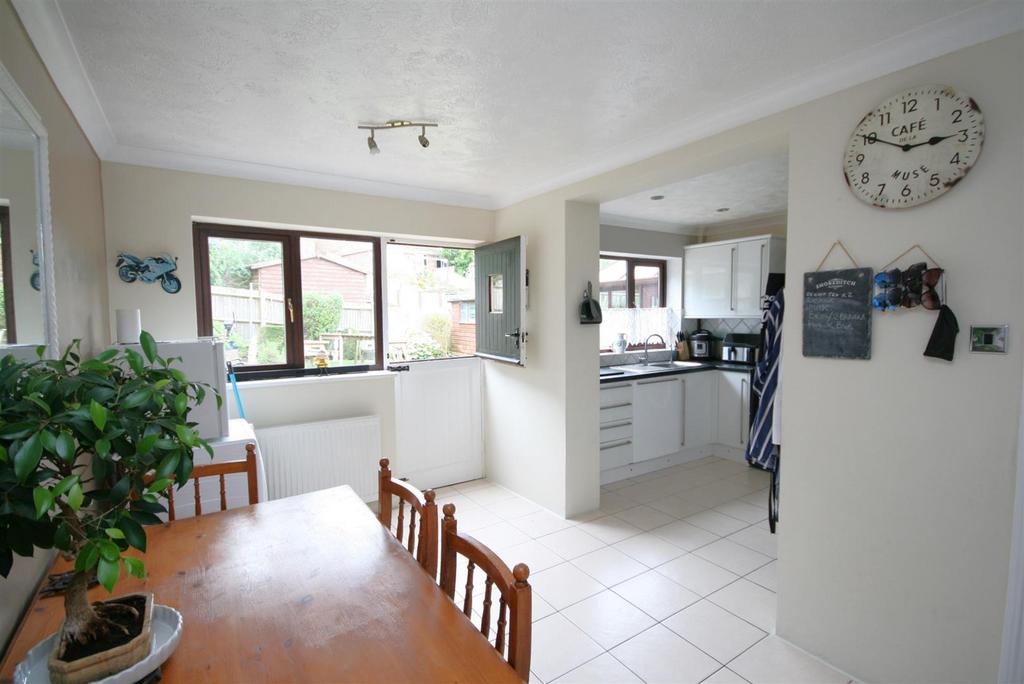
357,120,438,154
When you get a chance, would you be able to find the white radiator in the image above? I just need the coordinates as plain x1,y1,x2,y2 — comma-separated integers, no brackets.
256,416,381,502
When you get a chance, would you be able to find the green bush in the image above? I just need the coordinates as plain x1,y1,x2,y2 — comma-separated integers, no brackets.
303,292,343,341
256,325,286,364
422,313,452,356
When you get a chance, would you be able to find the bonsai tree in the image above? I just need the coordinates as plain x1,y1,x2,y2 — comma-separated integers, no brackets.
0,333,218,651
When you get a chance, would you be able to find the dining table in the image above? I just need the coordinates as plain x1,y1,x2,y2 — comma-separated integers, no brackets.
0,485,521,683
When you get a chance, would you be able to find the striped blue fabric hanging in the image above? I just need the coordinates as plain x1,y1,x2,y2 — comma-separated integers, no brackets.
745,289,784,472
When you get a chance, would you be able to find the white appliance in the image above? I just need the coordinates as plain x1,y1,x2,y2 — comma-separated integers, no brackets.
119,338,229,441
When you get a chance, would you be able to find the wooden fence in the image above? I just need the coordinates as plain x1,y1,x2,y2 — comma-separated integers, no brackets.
211,286,373,338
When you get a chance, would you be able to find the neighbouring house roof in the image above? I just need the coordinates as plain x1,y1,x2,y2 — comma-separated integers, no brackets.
448,295,475,303
249,254,367,274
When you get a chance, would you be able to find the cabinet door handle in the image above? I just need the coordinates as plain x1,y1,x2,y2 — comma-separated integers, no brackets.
600,420,632,430
740,378,747,444
638,377,680,386
681,379,686,446
600,439,632,450
730,247,737,311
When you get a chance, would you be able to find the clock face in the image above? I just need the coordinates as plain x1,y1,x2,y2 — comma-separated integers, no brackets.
843,85,984,209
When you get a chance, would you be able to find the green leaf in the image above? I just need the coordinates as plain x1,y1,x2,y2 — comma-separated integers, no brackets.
94,349,119,363
97,556,120,593
109,475,131,503
125,348,144,376
124,557,145,579
169,368,186,383
38,429,56,453
89,399,108,431
117,517,146,551
137,433,159,456
0,444,7,463
75,543,100,572
13,433,43,482
174,393,187,416
104,527,126,540
95,438,111,458
140,331,158,364
32,488,54,519
155,451,180,479
25,394,51,415
130,510,163,526
53,523,72,552
55,431,75,462
146,478,172,494
153,378,171,389
175,425,195,447
52,475,79,498
98,539,120,562
79,359,112,374
122,389,150,409
67,483,84,512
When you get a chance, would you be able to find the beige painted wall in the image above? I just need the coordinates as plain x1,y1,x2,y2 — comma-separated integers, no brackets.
101,161,493,342
777,33,1023,683
0,0,108,653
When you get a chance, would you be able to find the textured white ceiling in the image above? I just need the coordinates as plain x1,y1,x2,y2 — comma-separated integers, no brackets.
50,0,987,207
600,155,789,232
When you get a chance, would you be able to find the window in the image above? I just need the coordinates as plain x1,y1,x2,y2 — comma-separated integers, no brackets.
385,243,475,361
488,274,503,313
194,223,382,378
598,255,665,309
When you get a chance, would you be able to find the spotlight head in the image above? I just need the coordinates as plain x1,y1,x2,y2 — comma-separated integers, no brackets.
418,126,429,148
367,133,379,155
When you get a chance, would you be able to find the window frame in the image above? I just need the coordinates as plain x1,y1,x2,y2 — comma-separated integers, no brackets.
193,222,384,378
0,206,14,343
599,254,667,309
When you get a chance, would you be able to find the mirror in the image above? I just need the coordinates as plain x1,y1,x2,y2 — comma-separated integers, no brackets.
0,62,56,356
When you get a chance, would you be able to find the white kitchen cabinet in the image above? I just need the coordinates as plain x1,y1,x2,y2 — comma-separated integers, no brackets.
633,376,683,462
684,235,785,318
683,242,733,318
716,371,749,449
682,371,716,449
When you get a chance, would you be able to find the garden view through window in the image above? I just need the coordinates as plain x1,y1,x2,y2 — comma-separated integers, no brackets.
598,255,670,351
385,243,475,361
195,224,381,375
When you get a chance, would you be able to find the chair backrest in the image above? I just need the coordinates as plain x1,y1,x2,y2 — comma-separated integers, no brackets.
439,503,531,681
166,443,259,521
378,458,439,579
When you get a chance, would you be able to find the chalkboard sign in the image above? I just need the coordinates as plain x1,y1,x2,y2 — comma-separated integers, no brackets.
803,267,873,359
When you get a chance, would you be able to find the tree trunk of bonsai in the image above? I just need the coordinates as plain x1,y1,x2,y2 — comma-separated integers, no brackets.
59,571,136,652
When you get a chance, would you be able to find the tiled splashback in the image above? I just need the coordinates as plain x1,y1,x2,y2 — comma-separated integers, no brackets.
699,318,762,338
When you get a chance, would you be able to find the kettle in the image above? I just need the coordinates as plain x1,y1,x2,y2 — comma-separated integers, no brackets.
689,328,713,359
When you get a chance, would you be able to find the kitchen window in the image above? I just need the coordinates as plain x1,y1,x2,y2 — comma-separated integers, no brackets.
193,223,383,378
599,255,666,309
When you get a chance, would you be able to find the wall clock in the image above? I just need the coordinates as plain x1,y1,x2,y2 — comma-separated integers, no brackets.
843,85,984,209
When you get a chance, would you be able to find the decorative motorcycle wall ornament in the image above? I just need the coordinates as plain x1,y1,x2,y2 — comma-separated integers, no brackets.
116,252,182,294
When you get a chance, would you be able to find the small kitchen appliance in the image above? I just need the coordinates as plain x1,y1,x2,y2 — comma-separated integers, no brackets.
689,329,713,360
721,333,760,365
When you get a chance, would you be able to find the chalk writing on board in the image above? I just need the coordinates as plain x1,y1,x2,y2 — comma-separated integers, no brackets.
803,267,873,359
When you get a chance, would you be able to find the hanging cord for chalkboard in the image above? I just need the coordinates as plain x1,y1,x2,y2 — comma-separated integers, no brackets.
878,243,943,271
814,240,860,271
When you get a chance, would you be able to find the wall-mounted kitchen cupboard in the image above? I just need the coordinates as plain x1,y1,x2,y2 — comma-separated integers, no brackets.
599,368,751,484
684,235,785,318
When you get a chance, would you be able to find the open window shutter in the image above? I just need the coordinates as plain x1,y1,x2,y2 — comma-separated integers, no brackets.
475,236,526,365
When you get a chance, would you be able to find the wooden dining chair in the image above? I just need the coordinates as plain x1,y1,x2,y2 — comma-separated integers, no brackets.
166,443,259,521
377,458,439,579
440,503,531,681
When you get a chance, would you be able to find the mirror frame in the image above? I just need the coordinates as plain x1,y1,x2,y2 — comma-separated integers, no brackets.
0,61,58,358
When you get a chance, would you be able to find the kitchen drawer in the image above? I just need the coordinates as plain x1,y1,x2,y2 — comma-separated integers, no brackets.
599,421,632,443
599,384,633,407
600,439,633,470
600,403,633,424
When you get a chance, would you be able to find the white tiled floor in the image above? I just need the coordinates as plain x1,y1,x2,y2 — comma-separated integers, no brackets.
433,456,854,684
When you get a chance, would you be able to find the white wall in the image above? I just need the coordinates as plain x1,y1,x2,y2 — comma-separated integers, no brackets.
0,148,43,343
777,32,1023,683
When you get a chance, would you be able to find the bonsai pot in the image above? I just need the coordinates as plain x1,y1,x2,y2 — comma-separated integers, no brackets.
47,593,154,684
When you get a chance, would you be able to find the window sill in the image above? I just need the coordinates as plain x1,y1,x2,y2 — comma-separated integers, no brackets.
235,370,396,390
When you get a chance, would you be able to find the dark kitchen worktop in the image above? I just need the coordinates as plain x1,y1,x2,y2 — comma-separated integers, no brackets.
599,360,755,384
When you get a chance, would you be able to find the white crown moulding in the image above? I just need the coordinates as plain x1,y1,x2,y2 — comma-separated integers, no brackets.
13,0,1024,212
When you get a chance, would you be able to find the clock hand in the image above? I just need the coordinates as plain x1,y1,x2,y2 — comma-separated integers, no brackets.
902,135,956,150
858,134,907,151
